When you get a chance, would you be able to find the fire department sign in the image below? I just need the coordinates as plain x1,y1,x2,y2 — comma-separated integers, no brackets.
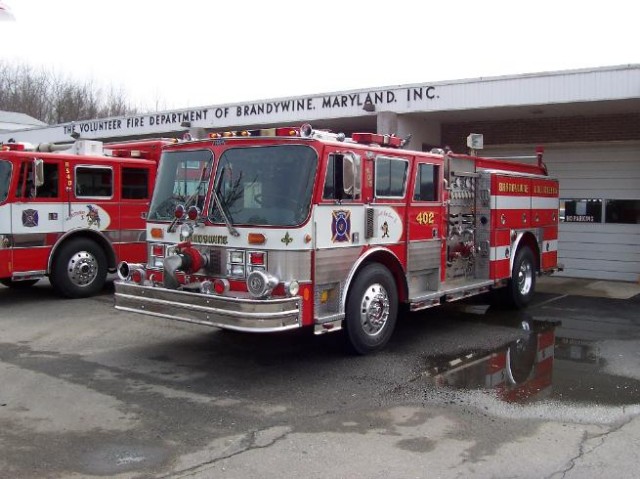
331,210,351,243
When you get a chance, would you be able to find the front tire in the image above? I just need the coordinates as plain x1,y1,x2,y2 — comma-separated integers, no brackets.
506,246,536,309
345,264,398,355
50,238,108,298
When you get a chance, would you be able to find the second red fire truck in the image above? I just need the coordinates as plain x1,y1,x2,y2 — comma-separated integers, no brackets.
0,138,173,298
115,125,560,353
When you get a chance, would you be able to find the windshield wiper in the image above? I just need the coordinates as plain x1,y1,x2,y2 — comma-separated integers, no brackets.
210,163,239,237
184,164,210,212
212,187,239,237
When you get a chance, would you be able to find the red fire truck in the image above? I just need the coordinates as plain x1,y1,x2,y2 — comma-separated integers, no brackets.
0,138,174,298
114,125,560,353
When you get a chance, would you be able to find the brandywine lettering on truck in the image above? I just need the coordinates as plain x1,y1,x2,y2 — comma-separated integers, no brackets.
114,124,561,354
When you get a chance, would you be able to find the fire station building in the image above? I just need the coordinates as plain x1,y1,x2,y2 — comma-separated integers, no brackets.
2,64,639,282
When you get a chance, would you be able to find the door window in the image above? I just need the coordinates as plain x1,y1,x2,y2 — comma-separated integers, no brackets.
375,156,408,198
122,167,149,199
413,163,439,202
75,166,113,198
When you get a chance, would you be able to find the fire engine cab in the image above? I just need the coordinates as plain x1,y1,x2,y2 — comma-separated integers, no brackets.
0,138,173,298
114,125,560,353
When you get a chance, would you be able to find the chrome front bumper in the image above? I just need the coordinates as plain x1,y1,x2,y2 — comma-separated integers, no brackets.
114,281,302,332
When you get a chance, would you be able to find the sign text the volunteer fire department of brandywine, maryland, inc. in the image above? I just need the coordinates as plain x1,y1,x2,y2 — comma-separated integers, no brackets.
62,86,439,137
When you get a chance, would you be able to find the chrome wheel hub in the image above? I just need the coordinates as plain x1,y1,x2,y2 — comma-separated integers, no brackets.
359,283,390,337
67,251,98,286
517,260,533,295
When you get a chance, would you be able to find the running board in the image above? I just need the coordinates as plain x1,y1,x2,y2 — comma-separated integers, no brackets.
409,280,494,311
12,270,46,281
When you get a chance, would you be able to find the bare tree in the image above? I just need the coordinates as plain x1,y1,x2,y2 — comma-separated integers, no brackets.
0,61,138,124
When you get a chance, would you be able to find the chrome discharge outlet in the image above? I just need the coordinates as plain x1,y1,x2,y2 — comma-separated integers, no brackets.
117,262,144,281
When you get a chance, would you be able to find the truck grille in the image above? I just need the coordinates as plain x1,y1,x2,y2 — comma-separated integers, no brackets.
207,247,224,275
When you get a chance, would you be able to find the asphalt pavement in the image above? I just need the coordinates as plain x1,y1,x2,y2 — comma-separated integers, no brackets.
1,277,639,478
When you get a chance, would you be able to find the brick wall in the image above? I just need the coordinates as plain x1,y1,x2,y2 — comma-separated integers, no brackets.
441,113,640,153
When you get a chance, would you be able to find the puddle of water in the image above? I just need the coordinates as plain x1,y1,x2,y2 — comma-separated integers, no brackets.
422,320,640,406
80,443,168,475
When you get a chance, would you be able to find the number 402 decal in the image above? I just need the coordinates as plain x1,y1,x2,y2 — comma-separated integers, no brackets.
416,211,435,225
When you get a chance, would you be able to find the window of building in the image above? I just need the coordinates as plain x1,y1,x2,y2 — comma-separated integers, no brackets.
75,166,113,198
605,199,640,224
375,156,408,198
122,167,149,199
560,199,602,223
413,163,439,202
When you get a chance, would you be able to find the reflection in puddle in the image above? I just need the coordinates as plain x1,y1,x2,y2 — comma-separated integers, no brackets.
423,315,640,406
423,320,557,404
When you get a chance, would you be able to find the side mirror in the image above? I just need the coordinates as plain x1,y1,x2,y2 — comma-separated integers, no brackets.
33,158,44,187
333,155,344,201
342,152,360,199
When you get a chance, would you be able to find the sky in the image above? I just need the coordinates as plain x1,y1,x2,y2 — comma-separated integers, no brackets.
1,0,638,114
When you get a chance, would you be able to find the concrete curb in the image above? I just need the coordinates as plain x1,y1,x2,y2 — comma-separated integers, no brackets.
537,276,640,300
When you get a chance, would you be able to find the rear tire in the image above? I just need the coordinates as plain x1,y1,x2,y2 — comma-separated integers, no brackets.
344,264,398,355
506,319,538,384
50,238,108,298
505,246,536,309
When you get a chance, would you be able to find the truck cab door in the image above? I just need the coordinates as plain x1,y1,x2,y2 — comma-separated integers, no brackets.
10,159,64,277
312,150,364,322
118,165,153,263
406,160,443,296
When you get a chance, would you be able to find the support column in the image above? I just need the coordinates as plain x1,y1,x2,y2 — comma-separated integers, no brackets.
378,112,442,151
376,112,398,137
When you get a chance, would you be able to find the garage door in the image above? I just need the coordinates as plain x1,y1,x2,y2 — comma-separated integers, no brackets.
483,143,640,282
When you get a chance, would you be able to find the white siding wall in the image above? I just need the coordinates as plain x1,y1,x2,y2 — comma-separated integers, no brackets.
483,143,640,282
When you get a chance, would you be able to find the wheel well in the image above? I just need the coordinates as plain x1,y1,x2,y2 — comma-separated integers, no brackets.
350,250,408,303
517,232,540,272
49,231,116,274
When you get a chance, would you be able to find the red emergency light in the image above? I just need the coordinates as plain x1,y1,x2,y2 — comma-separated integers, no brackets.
352,133,403,148
174,204,185,219
110,148,144,158
249,252,265,266
209,127,300,139
2,142,26,151
187,205,199,221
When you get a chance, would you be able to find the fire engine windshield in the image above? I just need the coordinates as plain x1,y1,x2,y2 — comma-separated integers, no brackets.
0,160,11,203
148,149,213,220
210,145,317,227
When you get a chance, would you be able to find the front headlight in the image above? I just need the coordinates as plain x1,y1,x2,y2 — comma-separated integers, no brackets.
285,280,300,297
229,250,244,263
